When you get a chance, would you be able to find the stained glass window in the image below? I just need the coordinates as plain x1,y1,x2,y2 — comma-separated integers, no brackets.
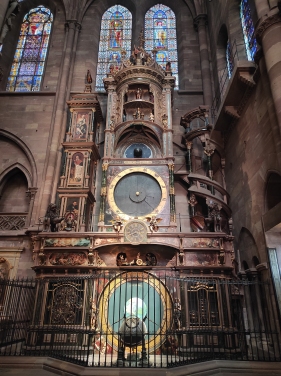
145,4,178,89
226,40,233,78
95,5,132,92
6,6,53,92
240,0,257,61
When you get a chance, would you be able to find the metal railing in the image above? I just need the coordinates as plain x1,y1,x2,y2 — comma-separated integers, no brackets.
211,40,255,124
0,271,280,367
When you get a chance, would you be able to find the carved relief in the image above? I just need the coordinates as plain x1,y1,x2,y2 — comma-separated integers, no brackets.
0,257,10,279
48,252,87,266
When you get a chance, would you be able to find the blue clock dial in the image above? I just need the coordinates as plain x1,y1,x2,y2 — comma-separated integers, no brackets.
124,143,152,158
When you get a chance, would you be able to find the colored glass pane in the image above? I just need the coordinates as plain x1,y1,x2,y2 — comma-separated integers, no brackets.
6,6,53,92
145,4,178,89
226,40,233,78
240,0,257,61
95,5,132,92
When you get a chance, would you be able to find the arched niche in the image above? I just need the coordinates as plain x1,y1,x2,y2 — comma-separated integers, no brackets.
0,167,29,213
265,172,281,211
238,227,259,268
0,131,37,187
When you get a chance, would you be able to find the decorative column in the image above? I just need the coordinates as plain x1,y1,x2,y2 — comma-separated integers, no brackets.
40,19,81,215
188,193,198,217
204,146,215,194
185,141,193,173
162,77,174,158
25,188,38,227
169,162,176,223
103,76,117,158
193,14,212,106
255,6,281,134
99,162,108,223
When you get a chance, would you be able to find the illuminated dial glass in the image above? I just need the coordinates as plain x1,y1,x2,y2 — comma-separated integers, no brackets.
124,143,152,158
98,272,173,351
125,298,147,319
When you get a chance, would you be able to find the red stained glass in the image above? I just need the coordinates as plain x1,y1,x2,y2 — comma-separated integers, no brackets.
6,6,53,92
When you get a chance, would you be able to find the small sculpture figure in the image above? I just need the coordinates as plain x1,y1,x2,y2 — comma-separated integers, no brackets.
129,53,136,65
86,70,92,84
149,111,154,122
149,92,154,102
135,87,142,99
146,253,157,266
130,252,143,266
145,216,162,232
162,114,168,129
116,252,128,266
165,61,171,71
63,211,77,232
174,298,182,330
112,216,123,234
140,49,147,65
109,64,114,74
134,107,141,119
133,45,140,60
123,109,127,122
43,203,64,232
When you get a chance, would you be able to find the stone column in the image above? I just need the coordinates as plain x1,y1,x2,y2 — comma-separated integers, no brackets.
25,188,38,227
255,5,281,134
162,83,173,157
169,162,176,223
194,14,212,106
99,162,108,223
38,20,80,216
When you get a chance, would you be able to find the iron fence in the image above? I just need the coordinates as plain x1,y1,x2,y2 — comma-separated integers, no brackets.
0,271,280,368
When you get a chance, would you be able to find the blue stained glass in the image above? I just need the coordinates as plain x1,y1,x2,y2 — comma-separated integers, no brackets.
95,5,132,91
145,4,179,89
240,0,257,61
226,40,233,78
6,6,53,92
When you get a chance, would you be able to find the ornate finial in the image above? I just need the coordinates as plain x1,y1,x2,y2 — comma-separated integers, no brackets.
139,29,145,49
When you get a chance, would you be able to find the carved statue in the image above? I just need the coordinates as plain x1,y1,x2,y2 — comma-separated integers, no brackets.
206,199,222,232
86,70,92,84
43,203,64,232
165,61,171,72
135,87,142,99
149,111,154,122
116,252,128,266
0,1,20,45
112,216,123,234
145,253,157,266
134,107,142,119
145,216,162,232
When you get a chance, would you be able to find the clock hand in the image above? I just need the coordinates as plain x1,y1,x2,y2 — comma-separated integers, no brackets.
144,199,154,209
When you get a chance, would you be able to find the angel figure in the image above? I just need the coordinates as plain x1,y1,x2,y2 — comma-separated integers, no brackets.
110,216,123,234
146,216,162,232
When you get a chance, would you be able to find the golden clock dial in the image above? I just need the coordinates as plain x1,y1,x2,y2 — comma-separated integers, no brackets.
108,167,168,220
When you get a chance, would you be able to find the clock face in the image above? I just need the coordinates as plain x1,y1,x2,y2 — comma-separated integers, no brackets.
124,143,152,158
108,168,168,219
98,272,173,351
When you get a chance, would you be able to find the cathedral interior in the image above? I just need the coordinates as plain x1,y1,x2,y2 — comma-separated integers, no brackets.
1,0,281,374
